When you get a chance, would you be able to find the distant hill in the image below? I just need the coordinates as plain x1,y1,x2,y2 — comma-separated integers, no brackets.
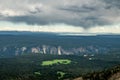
0,31,120,57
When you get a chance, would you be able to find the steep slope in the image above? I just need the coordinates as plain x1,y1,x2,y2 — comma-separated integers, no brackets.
73,65,120,80
108,72,120,80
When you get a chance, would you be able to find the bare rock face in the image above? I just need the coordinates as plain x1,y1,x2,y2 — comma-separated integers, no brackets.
73,65,120,80
73,77,83,80
73,72,120,80
109,72,120,80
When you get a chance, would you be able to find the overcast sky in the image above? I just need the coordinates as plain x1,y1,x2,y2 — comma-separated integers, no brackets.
0,0,120,34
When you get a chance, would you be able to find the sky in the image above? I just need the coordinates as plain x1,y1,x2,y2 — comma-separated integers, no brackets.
0,0,120,34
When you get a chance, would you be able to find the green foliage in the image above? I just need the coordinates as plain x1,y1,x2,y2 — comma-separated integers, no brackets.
57,71,65,79
41,59,71,66
34,72,41,75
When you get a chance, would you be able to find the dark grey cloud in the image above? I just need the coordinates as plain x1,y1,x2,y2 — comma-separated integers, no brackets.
83,16,111,26
0,0,120,28
103,0,120,9
3,15,110,28
59,5,97,13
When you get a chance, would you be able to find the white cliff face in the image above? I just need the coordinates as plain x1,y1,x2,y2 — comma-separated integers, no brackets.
42,45,46,54
58,46,61,55
21,47,27,54
79,47,86,53
63,50,74,55
31,47,40,53
0,45,109,56
21,47,27,52
50,47,57,54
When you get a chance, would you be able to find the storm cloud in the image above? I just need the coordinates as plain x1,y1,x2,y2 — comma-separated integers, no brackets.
0,0,120,28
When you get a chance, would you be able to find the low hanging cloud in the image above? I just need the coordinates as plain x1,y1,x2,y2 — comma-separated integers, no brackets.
103,0,120,9
0,21,120,34
0,0,120,29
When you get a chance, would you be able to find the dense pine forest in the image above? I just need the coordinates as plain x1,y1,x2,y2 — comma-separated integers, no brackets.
0,54,120,80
